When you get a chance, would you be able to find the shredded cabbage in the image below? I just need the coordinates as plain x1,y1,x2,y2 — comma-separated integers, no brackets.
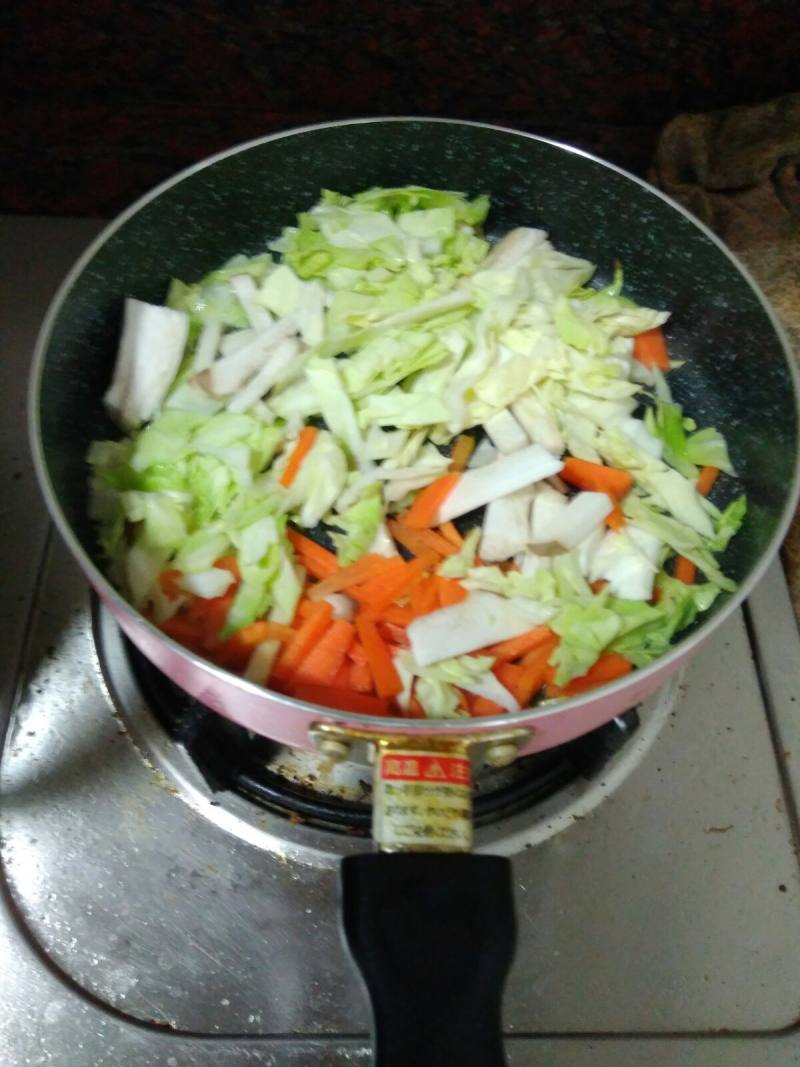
89,183,745,716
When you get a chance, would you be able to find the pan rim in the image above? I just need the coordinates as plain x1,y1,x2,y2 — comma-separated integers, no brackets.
27,115,800,733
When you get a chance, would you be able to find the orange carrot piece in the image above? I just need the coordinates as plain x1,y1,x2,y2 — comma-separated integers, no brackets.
561,456,634,500
674,556,697,585
436,577,468,608
272,602,334,681
605,499,625,531
279,426,318,488
513,636,560,707
214,555,241,582
351,555,437,615
449,434,475,472
184,590,236,651
382,604,415,626
330,663,353,689
493,661,524,692
159,614,203,651
348,640,368,664
404,472,460,529
554,652,633,697
387,519,457,558
346,556,407,602
213,620,294,671
308,554,392,601
350,658,373,693
470,695,507,717
159,569,184,600
632,327,670,371
696,465,720,497
438,521,464,548
293,598,317,624
590,579,608,594
286,529,339,578
294,619,356,686
290,683,391,716
485,625,554,662
409,574,441,618
377,621,410,649
355,615,403,699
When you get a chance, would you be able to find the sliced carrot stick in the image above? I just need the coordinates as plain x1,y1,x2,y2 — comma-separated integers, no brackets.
632,327,670,371
290,683,391,716
436,577,468,608
307,554,392,601
513,636,560,707
293,598,317,624
382,604,415,626
350,658,373,693
355,615,403,699
438,521,464,548
346,556,407,602
286,529,339,579
184,590,236,650
561,456,634,500
674,556,697,585
159,613,203,651
449,434,475,472
279,426,318,488
470,695,506,717
484,625,554,662
348,640,368,664
493,661,524,692
159,569,183,600
457,688,471,714
557,652,633,697
293,618,356,686
377,621,410,649
696,465,720,497
272,602,334,681
404,472,460,529
330,662,353,689
213,620,294,671
605,499,625,531
387,519,457,558
410,575,441,618
351,555,437,615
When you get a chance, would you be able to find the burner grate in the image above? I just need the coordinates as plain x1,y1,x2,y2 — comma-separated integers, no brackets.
128,640,640,834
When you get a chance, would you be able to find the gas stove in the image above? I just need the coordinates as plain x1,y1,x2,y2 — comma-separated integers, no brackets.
3,217,800,1066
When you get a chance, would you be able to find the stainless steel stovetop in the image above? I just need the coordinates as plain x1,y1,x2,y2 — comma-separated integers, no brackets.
2,217,800,1066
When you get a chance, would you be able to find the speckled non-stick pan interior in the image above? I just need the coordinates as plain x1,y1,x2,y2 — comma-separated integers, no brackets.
35,119,799,610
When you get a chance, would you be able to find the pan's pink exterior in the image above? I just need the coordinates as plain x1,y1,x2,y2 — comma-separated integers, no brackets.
101,581,696,758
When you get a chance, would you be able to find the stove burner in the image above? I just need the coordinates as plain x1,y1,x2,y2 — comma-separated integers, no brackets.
128,641,639,834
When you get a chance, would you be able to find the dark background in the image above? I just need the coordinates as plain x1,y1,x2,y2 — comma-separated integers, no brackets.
2,0,798,216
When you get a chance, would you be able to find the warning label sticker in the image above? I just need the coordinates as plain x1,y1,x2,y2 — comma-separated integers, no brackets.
373,749,472,852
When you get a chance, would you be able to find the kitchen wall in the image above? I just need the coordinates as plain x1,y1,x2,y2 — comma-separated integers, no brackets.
2,0,797,214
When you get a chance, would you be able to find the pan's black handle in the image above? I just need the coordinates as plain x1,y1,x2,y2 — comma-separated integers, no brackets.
341,853,516,1067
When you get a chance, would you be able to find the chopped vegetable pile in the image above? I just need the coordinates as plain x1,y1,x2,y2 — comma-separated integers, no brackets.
88,185,747,719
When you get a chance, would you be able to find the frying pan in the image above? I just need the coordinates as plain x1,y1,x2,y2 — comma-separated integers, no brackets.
29,119,800,1065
